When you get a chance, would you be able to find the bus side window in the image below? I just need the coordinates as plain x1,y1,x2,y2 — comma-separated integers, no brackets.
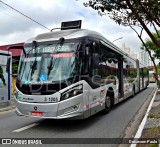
98,41,119,86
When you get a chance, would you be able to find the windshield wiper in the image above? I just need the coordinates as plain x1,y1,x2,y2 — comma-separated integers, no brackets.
47,37,65,78
47,57,56,77
30,59,37,80
26,41,38,82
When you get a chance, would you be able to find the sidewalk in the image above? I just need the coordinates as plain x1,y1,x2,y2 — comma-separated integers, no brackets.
136,89,160,146
0,97,15,112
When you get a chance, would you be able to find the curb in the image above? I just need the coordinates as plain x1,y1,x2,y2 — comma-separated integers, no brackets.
130,88,158,147
118,86,157,147
0,105,16,112
0,98,16,112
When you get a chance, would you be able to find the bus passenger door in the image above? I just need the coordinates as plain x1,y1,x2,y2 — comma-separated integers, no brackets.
123,57,138,98
87,40,102,115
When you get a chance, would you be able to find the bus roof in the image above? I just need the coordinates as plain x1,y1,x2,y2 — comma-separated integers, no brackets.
25,28,138,63
26,29,105,43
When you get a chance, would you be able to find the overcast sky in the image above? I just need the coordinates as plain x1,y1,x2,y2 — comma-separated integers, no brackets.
0,0,151,54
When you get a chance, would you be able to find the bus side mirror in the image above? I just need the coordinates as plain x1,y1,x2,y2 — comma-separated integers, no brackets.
84,42,94,74
6,57,11,73
92,53,100,68
85,46,89,55
85,42,95,53
84,45,90,74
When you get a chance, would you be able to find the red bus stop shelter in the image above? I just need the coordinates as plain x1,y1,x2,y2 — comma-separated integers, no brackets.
0,43,24,57
0,43,24,75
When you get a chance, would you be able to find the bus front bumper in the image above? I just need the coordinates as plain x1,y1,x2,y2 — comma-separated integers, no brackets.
14,95,89,120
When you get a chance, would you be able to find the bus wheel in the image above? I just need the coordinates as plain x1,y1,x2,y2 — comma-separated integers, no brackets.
102,95,111,114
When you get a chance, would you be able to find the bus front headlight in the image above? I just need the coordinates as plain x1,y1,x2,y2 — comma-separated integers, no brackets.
61,84,83,101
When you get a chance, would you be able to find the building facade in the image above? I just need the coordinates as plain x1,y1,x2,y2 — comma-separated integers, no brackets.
139,50,153,66
121,43,138,59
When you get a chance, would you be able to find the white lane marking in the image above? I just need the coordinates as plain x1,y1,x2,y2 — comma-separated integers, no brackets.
13,123,39,132
130,88,158,147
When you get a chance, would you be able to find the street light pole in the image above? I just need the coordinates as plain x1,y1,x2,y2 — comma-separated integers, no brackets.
112,37,123,43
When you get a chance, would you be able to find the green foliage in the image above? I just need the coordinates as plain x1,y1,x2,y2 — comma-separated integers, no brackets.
83,0,160,87
84,0,160,27
148,114,160,119
12,64,18,74
142,30,160,59
84,0,160,48
149,127,160,136
149,144,158,147
157,66,160,75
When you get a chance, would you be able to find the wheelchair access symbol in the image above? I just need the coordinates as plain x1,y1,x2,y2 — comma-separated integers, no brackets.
40,74,46,82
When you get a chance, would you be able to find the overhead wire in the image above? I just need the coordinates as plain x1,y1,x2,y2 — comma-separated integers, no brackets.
0,8,32,27
0,0,51,31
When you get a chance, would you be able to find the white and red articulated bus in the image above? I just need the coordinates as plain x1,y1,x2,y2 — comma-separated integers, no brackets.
10,20,149,119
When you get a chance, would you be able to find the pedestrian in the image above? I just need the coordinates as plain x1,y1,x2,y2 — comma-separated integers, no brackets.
0,65,6,86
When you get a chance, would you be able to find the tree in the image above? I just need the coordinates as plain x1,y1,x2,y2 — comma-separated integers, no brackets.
141,30,160,87
83,0,160,87
12,64,18,74
157,65,160,75
83,0,160,48
141,30,160,59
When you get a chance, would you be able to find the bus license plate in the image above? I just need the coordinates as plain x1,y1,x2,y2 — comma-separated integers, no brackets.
31,112,43,117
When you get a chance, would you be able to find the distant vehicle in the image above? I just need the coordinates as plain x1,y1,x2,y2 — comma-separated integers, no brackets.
149,71,156,83
10,20,149,119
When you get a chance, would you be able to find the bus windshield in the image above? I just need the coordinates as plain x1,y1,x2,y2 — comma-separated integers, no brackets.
18,42,81,83
149,73,154,78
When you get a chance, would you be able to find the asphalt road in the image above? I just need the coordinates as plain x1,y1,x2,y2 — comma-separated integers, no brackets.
0,83,156,147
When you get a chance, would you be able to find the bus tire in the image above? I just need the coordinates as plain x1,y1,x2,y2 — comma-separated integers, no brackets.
102,95,111,114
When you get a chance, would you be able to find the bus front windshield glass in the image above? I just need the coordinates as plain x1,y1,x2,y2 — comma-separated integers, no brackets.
18,42,81,83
